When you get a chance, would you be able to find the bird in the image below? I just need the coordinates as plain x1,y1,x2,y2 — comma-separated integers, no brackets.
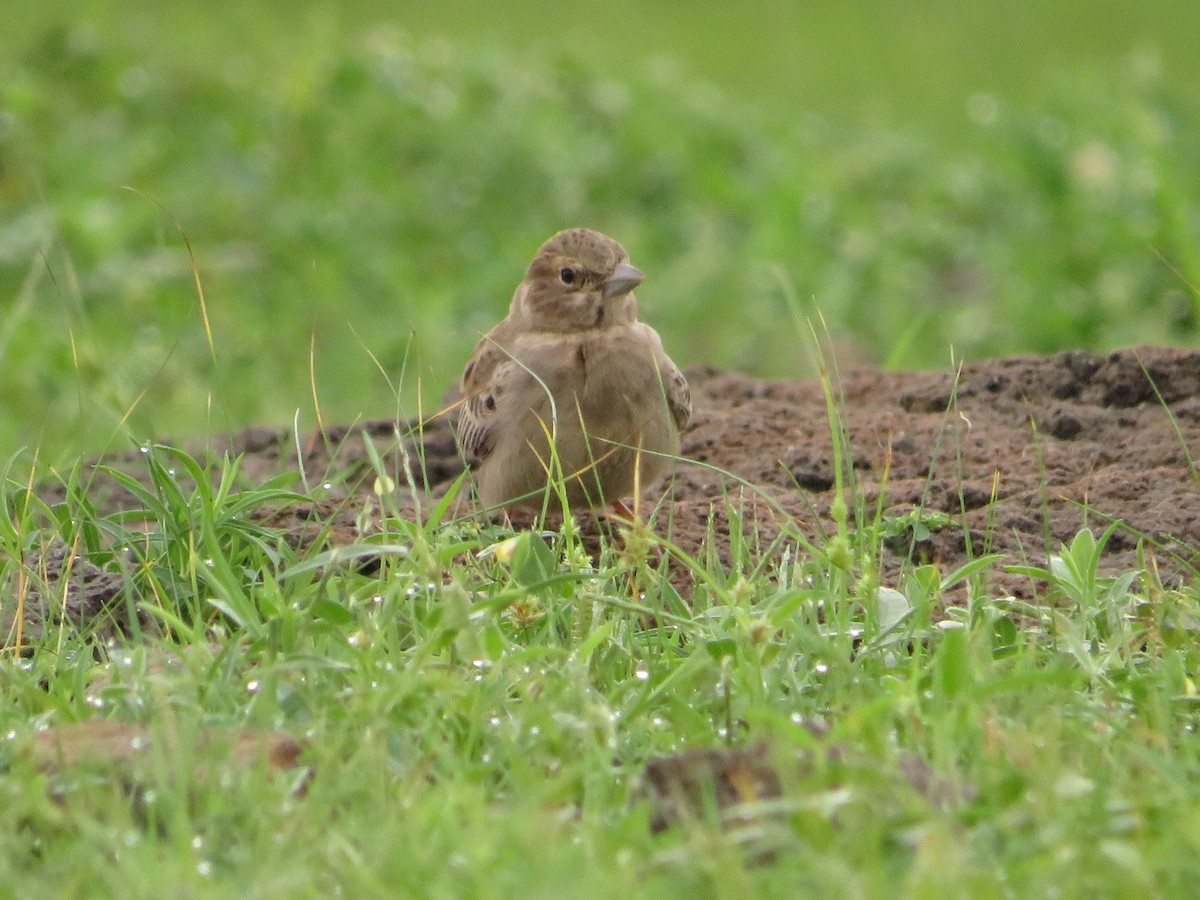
455,228,690,513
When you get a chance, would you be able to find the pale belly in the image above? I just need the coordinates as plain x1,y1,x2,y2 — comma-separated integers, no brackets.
478,330,679,509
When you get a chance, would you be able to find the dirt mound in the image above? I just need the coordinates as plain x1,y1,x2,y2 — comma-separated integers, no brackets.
14,346,1200,644
668,346,1200,597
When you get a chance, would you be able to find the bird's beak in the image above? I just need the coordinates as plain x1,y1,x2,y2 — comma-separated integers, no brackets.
602,263,645,299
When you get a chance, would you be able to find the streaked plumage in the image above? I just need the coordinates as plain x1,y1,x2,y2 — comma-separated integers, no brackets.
457,228,690,510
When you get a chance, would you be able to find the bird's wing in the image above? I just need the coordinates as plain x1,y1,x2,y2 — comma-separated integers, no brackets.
458,316,535,465
643,325,691,431
661,356,692,432
453,348,501,465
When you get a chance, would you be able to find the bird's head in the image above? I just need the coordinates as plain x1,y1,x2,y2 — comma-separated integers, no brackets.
510,228,644,332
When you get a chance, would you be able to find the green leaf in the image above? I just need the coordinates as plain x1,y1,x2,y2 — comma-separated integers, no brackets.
311,597,354,625
706,638,737,662
992,615,1018,653
575,618,618,662
875,586,911,633
934,627,970,698
511,532,557,588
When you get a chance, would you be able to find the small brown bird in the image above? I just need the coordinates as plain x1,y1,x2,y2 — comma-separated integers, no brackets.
456,228,690,512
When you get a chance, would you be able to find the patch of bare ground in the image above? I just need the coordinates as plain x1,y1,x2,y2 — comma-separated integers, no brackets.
12,346,1200,644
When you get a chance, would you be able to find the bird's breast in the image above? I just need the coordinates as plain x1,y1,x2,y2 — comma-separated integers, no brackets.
512,327,658,402
576,330,662,399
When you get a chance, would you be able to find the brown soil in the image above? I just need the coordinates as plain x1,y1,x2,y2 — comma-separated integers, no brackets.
13,346,1200,645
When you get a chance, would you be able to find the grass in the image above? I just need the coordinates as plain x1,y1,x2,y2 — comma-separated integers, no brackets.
4,3,1200,896
6,432,1200,896
2,7,1199,457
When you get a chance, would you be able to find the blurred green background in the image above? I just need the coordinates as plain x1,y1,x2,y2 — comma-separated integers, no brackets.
2,1,1199,462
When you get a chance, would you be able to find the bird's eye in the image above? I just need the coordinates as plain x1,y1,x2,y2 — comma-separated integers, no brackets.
559,267,577,285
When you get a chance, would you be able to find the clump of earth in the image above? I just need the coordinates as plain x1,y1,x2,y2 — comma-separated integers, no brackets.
14,346,1200,644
